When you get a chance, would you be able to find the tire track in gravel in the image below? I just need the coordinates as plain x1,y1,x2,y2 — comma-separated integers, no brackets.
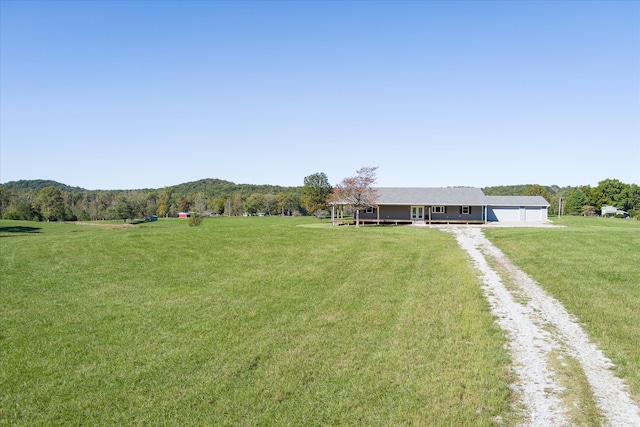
444,226,640,427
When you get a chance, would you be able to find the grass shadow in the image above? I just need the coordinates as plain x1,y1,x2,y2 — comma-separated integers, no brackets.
0,226,42,235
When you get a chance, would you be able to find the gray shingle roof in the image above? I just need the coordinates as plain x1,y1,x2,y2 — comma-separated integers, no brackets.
334,187,551,207
484,196,550,207
376,187,487,205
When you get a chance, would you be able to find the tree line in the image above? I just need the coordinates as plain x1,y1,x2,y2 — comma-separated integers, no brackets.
0,177,637,222
0,178,306,222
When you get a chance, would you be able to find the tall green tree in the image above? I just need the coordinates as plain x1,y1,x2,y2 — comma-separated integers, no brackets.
179,196,192,213
145,191,159,216
564,188,589,215
0,185,11,218
158,190,169,217
301,172,332,215
264,194,277,216
244,193,265,215
524,184,552,204
619,183,639,212
114,196,135,223
193,192,208,215
231,193,243,216
589,178,627,210
36,186,65,222
276,193,294,216
211,197,226,215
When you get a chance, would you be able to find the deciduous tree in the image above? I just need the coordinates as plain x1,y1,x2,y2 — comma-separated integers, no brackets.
564,188,589,215
264,194,277,216
231,193,243,216
276,193,294,216
244,193,265,215
589,178,626,210
524,184,552,204
211,197,226,215
193,192,208,215
0,185,10,217
158,190,169,218
36,186,65,222
114,195,135,223
179,196,192,213
332,166,379,227
301,172,332,215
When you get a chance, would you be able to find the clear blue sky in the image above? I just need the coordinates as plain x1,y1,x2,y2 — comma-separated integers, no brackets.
1,0,638,190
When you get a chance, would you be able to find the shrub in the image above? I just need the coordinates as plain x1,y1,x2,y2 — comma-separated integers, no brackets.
188,213,202,226
581,206,596,217
314,209,328,220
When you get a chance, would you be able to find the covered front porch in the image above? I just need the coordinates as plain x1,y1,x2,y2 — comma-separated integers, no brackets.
331,204,487,226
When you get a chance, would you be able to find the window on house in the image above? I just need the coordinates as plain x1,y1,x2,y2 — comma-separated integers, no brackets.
461,206,470,215
433,206,446,213
365,207,376,213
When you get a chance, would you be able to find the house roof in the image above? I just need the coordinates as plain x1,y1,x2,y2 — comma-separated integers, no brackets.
376,187,487,205
484,196,550,207
333,187,551,207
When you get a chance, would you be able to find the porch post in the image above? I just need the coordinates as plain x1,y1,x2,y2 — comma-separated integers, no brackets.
376,205,380,225
331,204,335,226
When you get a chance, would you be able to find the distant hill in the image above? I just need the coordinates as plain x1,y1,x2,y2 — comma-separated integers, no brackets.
1,178,302,197
2,179,87,192
167,178,301,196
5,179,562,196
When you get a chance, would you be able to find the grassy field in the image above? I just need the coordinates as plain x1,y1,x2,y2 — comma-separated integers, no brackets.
484,216,640,404
1,217,514,426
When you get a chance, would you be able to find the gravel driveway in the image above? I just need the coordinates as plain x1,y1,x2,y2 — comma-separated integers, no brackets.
444,226,640,426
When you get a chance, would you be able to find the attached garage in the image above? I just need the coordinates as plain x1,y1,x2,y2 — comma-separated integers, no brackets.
485,196,550,223
525,207,545,221
487,206,520,222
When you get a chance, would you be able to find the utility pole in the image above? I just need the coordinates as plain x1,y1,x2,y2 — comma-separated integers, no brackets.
558,197,563,217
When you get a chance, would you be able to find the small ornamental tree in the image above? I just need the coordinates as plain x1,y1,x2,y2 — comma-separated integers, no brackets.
332,166,379,227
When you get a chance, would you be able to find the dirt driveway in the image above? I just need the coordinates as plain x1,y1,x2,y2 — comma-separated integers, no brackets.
444,226,640,426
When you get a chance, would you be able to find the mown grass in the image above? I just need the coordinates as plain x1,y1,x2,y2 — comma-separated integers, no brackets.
1,218,514,426
484,216,640,404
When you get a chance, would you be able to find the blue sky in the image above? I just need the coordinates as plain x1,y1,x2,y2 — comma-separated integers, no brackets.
1,1,638,190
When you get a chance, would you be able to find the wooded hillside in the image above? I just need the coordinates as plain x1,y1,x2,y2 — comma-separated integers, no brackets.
0,178,304,221
0,178,637,221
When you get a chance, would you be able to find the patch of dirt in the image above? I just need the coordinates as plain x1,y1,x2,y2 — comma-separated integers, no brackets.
444,226,640,426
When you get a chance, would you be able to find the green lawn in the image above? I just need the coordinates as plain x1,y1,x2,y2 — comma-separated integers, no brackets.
0,218,514,426
484,216,640,403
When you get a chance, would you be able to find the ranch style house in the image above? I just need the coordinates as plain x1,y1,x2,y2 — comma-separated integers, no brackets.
331,187,550,225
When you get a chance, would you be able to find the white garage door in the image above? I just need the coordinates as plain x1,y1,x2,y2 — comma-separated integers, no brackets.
525,207,542,221
488,207,519,222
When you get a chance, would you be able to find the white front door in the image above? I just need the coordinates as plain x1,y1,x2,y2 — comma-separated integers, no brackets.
411,206,424,220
